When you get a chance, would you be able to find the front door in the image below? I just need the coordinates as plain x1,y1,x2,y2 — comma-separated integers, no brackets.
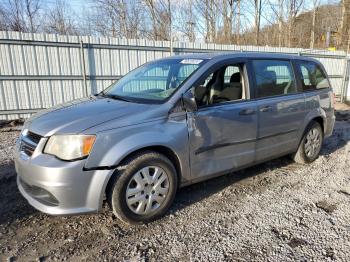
187,61,258,179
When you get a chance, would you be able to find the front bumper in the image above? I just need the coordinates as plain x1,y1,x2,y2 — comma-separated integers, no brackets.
14,138,113,215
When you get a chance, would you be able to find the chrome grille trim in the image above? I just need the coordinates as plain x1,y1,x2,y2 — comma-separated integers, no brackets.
27,131,42,144
20,131,42,157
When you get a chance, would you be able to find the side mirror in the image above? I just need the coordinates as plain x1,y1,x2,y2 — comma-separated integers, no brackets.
182,89,197,112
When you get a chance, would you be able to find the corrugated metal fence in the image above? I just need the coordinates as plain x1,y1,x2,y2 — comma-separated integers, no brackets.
0,30,348,120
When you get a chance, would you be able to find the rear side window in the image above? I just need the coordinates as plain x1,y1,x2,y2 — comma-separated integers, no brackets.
252,60,297,98
296,61,330,91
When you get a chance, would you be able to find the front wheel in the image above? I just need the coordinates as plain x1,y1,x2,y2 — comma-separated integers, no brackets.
107,151,178,224
293,121,323,164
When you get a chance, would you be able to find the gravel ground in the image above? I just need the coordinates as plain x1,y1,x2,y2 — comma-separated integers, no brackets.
0,109,350,261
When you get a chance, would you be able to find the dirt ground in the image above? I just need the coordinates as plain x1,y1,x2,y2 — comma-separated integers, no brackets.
0,104,350,261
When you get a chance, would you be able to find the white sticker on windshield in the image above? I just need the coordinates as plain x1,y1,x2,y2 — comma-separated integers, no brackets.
180,59,203,64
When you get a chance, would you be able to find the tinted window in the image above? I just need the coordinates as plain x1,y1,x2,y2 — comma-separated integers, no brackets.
297,61,330,91
252,60,297,98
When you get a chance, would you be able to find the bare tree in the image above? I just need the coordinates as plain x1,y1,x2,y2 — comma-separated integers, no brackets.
25,0,41,32
286,0,304,47
90,0,146,38
254,0,262,45
208,0,218,42
267,0,285,47
175,0,196,41
3,0,26,31
0,0,345,51
222,0,235,43
236,0,241,44
145,0,158,39
310,0,320,49
144,0,171,40
0,4,9,30
277,0,284,47
44,0,79,35
193,0,219,43
0,0,41,32
340,0,350,50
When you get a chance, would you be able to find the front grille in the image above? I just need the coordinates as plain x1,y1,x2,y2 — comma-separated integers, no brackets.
27,131,42,144
20,131,42,157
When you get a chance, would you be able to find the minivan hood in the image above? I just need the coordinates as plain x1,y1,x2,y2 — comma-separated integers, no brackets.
26,97,164,136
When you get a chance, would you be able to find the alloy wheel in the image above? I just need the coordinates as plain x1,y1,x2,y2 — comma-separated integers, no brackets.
304,127,321,158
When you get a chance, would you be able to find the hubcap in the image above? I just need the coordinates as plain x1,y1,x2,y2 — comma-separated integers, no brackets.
304,127,321,158
126,166,170,215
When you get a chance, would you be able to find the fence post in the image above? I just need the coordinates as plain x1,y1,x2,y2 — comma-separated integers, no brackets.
340,56,349,103
170,36,173,56
80,40,88,96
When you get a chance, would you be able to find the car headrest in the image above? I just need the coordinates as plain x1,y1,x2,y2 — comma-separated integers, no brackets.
230,72,241,83
263,70,277,85
194,85,207,102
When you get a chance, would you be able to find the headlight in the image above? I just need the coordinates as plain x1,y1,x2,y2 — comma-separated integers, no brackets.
44,135,96,161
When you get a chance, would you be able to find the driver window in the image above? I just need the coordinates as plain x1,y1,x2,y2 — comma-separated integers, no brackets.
194,64,245,107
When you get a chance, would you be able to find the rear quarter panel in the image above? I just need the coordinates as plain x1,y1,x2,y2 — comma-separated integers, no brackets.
299,88,335,140
293,58,335,140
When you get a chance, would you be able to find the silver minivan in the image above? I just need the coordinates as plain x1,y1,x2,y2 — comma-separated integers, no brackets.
15,53,335,224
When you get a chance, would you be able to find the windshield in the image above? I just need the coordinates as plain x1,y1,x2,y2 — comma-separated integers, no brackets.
103,58,206,103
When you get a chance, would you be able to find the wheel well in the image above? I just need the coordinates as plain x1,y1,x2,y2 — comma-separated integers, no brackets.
105,146,182,195
312,116,324,133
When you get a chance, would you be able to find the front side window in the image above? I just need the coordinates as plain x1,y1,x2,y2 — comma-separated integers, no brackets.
103,59,206,102
297,61,330,91
194,63,245,107
224,66,240,84
252,60,297,98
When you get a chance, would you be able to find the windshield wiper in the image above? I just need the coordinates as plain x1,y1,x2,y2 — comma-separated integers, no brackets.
102,93,131,102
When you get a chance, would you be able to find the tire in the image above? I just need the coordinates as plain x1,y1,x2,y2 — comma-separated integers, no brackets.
107,151,178,224
293,121,323,164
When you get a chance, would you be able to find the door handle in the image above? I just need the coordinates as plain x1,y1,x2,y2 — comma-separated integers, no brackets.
239,108,256,116
260,105,272,112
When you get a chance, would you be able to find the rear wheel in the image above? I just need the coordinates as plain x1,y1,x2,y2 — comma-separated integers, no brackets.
107,151,178,224
293,121,323,164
